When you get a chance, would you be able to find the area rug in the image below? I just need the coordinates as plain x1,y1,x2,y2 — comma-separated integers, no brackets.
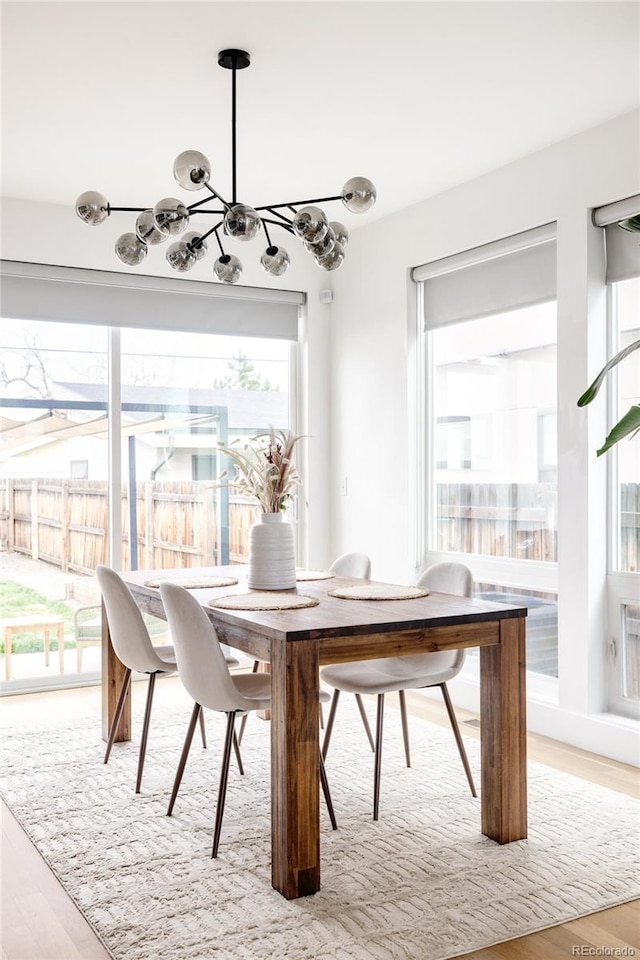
1,698,638,960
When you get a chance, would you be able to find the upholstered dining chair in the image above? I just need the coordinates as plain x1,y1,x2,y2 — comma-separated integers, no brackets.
320,561,477,820
326,551,375,747
159,581,338,858
96,565,239,793
329,552,372,580
237,551,373,744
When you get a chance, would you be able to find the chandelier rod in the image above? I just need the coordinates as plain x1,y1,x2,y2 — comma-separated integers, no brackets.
196,219,225,246
257,196,343,212
231,55,238,204
266,207,294,226
261,216,295,234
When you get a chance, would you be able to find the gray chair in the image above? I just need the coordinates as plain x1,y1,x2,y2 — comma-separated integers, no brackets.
320,561,477,819
96,565,239,793
159,581,337,858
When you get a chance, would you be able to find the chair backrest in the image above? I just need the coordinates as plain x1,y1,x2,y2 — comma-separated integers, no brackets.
159,582,252,713
95,565,170,675
417,561,473,598
414,561,474,674
329,552,371,579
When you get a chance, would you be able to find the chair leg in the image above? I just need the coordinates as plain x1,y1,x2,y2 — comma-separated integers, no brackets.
167,701,201,816
136,672,157,794
373,693,385,821
398,689,411,768
355,693,375,752
319,701,325,730
440,683,477,798
212,712,236,858
232,725,244,776
319,751,338,830
103,666,132,765
237,660,260,745
199,708,207,749
321,689,341,760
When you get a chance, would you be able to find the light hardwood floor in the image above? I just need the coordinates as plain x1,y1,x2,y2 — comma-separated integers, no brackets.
1,682,638,960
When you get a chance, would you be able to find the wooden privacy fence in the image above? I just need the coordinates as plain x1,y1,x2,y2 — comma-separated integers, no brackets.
436,483,559,562
436,481,638,568
1,479,638,573
0,479,260,573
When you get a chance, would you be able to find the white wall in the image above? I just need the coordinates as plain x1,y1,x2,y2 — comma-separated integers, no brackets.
328,110,640,763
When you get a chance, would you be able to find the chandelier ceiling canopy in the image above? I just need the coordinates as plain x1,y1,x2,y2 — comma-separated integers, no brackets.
76,48,377,284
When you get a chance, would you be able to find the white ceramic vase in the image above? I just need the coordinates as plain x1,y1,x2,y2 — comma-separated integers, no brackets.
247,512,296,590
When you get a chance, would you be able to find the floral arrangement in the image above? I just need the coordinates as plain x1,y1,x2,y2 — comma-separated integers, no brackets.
218,428,303,513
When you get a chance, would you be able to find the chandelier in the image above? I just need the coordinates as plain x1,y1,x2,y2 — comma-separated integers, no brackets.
75,49,377,284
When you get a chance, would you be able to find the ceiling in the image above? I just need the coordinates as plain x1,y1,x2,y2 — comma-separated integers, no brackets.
2,1,639,232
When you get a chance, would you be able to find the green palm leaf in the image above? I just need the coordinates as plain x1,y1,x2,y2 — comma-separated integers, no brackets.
577,339,640,407
596,405,640,456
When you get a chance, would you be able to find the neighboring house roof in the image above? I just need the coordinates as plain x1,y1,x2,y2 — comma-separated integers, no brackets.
0,382,289,463
49,381,288,431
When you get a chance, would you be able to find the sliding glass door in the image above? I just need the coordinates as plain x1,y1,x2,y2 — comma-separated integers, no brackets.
0,263,299,693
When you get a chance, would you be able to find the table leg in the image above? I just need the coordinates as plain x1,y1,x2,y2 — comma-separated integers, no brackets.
101,599,131,743
57,623,65,673
44,629,50,667
270,638,320,899
480,615,527,843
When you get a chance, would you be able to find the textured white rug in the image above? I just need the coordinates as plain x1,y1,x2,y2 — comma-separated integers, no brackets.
1,698,638,960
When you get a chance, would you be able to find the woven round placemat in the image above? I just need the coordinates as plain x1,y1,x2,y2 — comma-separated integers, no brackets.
295,569,336,581
328,584,430,601
144,576,239,589
208,592,319,611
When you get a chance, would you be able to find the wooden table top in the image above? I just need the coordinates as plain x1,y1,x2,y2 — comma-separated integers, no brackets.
123,565,527,644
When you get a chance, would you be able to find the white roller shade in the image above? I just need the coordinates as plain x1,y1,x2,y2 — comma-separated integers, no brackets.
412,224,557,330
604,224,640,283
0,260,303,340
593,194,640,283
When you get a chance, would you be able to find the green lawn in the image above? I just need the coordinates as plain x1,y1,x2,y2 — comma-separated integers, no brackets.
0,581,76,653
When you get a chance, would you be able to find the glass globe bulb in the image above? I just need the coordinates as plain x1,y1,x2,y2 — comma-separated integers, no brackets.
173,150,211,191
135,209,169,245
305,227,335,258
292,205,328,243
166,241,197,272
341,177,376,214
260,245,290,277
115,233,147,266
182,231,208,261
214,254,242,284
223,203,261,242
75,191,109,226
153,198,190,236
329,220,349,247
315,240,345,271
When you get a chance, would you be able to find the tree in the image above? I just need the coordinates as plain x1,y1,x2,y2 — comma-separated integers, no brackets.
0,331,53,398
213,352,275,391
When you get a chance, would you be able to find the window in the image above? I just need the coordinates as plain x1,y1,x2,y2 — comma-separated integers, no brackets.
431,303,557,562
607,276,640,715
0,261,302,693
413,224,559,680
594,195,640,719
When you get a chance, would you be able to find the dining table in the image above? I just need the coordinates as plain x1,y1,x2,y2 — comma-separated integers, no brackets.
101,564,528,900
